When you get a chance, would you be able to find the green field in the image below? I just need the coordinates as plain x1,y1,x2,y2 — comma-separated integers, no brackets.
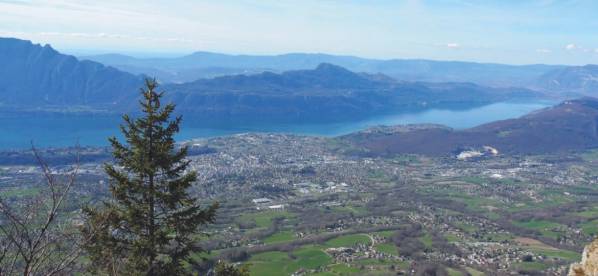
513,220,564,239
238,210,294,228
374,243,397,255
580,219,598,235
248,251,298,276
525,247,580,261
447,267,464,276
325,234,371,247
573,207,598,219
248,246,331,276
293,246,332,269
330,205,368,216
263,231,296,244
512,261,549,271
328,263,360,274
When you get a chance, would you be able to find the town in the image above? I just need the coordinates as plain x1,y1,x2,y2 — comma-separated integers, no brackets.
1,133,597,275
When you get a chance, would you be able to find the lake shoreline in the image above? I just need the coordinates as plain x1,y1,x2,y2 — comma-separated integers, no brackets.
0,101,553,150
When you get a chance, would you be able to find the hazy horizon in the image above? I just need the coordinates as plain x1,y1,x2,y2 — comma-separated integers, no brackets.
2,0,598,66
50,46,592,67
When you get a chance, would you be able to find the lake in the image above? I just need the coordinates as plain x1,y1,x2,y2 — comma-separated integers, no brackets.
0,101,552,150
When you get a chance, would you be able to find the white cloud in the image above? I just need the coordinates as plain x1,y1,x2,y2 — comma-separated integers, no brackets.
564,44,597,54
565,43,577,50
536,48,551,53
447,43,460,49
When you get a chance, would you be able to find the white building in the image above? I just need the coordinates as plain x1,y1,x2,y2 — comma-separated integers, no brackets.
252,198,272,204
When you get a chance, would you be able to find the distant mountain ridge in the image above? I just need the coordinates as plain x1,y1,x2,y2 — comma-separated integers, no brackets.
81,51,564,87
162,63,537,120
341,98,598,155
0,37,537,122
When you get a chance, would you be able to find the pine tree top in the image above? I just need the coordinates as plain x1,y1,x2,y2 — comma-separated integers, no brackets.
82,78,218,275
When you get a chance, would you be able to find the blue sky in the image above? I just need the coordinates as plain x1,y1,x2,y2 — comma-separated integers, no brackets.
1,0,598,65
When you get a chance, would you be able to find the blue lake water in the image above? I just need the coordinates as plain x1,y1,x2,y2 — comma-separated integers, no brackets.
0,101,552,150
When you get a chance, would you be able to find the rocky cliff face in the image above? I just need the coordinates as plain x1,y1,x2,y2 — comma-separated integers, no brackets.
569,238,598,276
0,37,142,110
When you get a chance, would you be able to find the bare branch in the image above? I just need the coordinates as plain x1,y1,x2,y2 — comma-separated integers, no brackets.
0,145,84,275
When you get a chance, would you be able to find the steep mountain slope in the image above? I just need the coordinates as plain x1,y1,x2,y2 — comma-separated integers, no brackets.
82,51,562,86
342,98,598,155
0,38,142,111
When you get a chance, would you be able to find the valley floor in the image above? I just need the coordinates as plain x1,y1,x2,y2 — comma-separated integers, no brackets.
2,133,598,275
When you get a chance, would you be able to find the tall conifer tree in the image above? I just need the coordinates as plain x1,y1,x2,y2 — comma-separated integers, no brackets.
82,79,218,275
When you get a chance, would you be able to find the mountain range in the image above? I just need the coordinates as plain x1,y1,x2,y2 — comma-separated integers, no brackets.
82,52,565,88
341,97,598,155
160,63,537,120
0,37,537,122
82,51,598,97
